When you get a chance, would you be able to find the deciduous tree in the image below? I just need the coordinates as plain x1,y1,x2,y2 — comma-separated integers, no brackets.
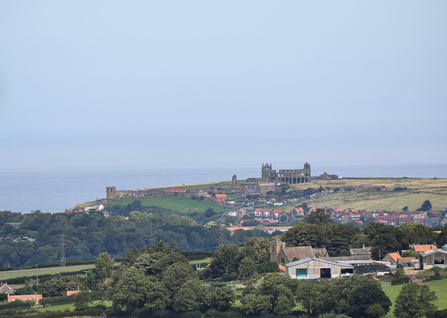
394,283,437,318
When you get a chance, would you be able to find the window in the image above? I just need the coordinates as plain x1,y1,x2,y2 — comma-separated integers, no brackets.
296,268,307,276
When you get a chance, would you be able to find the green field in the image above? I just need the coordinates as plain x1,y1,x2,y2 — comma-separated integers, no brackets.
382,279,447,318
189,258,212,265
163,181,233,190
111,196,229,214
291,178,447,211
0,264,96,280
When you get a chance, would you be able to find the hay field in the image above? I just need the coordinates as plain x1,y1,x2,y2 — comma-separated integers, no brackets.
291,178,447,211
0,264,95,280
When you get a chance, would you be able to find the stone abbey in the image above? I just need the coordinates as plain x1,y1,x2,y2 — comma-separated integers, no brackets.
246,162,311,184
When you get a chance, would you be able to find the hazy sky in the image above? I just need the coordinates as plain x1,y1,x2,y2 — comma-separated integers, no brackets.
1,1,446,171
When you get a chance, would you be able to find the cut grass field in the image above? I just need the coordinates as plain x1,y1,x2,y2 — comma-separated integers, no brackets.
111,196,229,214
291,178,447,211
0,264,96,280
382,279,447,318
37,300,112,313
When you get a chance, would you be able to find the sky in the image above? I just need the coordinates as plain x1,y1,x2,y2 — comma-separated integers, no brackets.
0,1,446,172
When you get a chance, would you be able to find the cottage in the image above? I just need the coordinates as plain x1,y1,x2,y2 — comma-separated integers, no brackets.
215,194,227,202
285,257,354,279
0,283,15,294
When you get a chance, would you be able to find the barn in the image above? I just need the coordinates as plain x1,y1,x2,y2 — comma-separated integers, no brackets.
285,257,354,279
420,249,447,269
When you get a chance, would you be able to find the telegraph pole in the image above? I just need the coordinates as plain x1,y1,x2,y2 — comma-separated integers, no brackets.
60,234,66,267
36,264,38,292
219,224,224,245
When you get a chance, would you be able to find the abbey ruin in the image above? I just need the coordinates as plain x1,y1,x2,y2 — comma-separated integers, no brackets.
248,162,311,184
231,162,311,193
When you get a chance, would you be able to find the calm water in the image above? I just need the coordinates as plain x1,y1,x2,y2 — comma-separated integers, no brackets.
0,164,446,213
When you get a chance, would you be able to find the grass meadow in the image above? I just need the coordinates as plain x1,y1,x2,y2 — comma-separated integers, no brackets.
112,196,229,214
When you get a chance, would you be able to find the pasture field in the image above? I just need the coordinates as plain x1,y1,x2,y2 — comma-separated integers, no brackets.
291,178,447,211
111,196,229,214
36,300,112,313
0,264,96,280
189,258,212,265
382,279,447,318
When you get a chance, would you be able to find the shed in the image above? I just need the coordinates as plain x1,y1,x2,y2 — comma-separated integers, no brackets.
285,257,354,279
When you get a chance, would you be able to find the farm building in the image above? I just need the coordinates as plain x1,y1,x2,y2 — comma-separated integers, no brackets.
420,249,447,269
350,246,371,257
269,239,328,264
285,257,354,279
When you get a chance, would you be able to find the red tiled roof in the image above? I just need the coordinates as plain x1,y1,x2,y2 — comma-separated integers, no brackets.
399,257,415,264
412,245,436,252
164,188,186,193
388,252,400,262
278,264,285,271
215,194,227,199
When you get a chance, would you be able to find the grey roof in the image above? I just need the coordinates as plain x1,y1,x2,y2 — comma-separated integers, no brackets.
246,189,260,193
350,248,371,255
336,260,374,265
285,257,353,269
421,249,447,257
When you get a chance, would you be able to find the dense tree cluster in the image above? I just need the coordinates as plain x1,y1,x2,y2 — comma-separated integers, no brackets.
281,209,437,260
0,209,270,268
105,240,395,317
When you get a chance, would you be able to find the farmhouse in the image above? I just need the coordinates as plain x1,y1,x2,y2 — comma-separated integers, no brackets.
382,252,400,266
8,294,42,304
285,257,354,279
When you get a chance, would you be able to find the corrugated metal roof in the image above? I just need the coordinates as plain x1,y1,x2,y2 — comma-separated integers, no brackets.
420,249,447,256
285,257,354,268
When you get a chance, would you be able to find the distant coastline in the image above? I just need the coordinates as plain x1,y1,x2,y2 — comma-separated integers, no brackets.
1,164,447,213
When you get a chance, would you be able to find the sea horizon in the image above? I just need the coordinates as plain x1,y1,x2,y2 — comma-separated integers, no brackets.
1,163,446,214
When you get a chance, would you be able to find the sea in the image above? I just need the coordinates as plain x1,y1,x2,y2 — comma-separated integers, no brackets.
1,164,446,214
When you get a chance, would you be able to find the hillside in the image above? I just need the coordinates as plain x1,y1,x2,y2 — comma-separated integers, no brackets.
291,178,447,211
